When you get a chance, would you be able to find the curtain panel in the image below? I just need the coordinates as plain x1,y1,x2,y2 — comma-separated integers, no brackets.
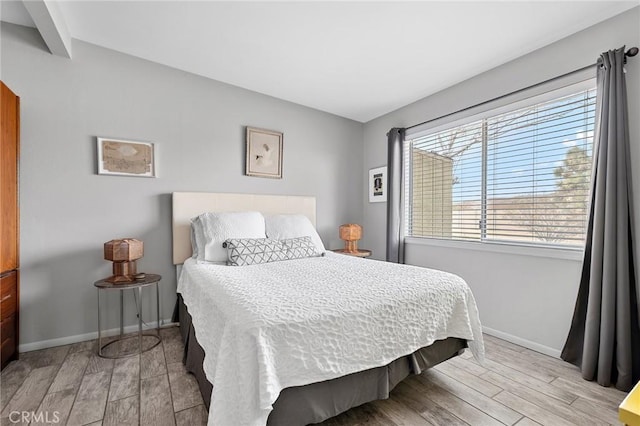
386,128,406,264
561,47,640,392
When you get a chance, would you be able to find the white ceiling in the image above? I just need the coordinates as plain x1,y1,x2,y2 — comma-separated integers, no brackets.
2,1,638,122
1,0,34,27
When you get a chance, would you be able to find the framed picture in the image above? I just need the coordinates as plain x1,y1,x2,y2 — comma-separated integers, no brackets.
246,127,283,179
97,137,156,178
369,166,387,203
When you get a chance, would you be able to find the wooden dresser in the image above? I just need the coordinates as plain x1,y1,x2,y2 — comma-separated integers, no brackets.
1,81,20,369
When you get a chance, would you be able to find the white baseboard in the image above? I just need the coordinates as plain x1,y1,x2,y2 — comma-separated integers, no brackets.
18,319,177,353
482,326,561,358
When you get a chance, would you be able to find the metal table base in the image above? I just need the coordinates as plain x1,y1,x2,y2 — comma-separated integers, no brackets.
95,275,162,359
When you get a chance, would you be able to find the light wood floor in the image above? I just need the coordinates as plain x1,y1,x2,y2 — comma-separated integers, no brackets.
0,328,627,425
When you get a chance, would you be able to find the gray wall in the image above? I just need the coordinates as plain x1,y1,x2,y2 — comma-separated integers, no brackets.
362,8,640,355
1,23,364,349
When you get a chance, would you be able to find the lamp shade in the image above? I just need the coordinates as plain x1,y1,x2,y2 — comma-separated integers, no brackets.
104,238,143,262
339,224,362,242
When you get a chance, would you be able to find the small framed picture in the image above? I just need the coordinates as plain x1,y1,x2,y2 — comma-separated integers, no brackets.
369,166,387,203
246,127,283,179
97,137,156,178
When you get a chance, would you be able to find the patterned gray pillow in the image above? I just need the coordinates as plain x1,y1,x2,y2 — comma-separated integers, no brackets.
223,238,289,266
223,236,321,266
282,236,320,259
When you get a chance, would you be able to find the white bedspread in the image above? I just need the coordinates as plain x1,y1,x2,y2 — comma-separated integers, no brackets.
177,253,484,425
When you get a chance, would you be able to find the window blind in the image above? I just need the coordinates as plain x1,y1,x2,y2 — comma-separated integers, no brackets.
405,85,596,247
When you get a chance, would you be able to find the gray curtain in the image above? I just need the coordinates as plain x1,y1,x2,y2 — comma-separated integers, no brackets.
561,47,640,392
386,128,405,263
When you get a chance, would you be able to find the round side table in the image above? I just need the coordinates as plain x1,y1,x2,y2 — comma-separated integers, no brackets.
331,249,372,258
94,274,162,359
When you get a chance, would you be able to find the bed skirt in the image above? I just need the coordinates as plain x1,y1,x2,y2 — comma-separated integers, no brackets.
174,294,466,425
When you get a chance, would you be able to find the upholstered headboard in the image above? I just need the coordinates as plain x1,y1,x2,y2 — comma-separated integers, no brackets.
172,192,317,264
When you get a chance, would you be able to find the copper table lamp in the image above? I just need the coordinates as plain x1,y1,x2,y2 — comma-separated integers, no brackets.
339,224,362,253
104,238,143,283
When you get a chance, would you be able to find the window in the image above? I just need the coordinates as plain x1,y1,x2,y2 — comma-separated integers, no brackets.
405,81,596,247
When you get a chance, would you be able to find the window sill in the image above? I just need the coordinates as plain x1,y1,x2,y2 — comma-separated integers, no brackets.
405,237,584,262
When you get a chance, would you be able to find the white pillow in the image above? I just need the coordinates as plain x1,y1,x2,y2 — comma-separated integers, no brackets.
190,216,206,261
265,214,325,254
195,211,266,263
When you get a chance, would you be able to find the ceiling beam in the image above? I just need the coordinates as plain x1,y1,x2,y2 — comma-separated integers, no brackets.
22,0,72,58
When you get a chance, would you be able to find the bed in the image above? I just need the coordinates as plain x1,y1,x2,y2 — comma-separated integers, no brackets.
172,192,484,425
